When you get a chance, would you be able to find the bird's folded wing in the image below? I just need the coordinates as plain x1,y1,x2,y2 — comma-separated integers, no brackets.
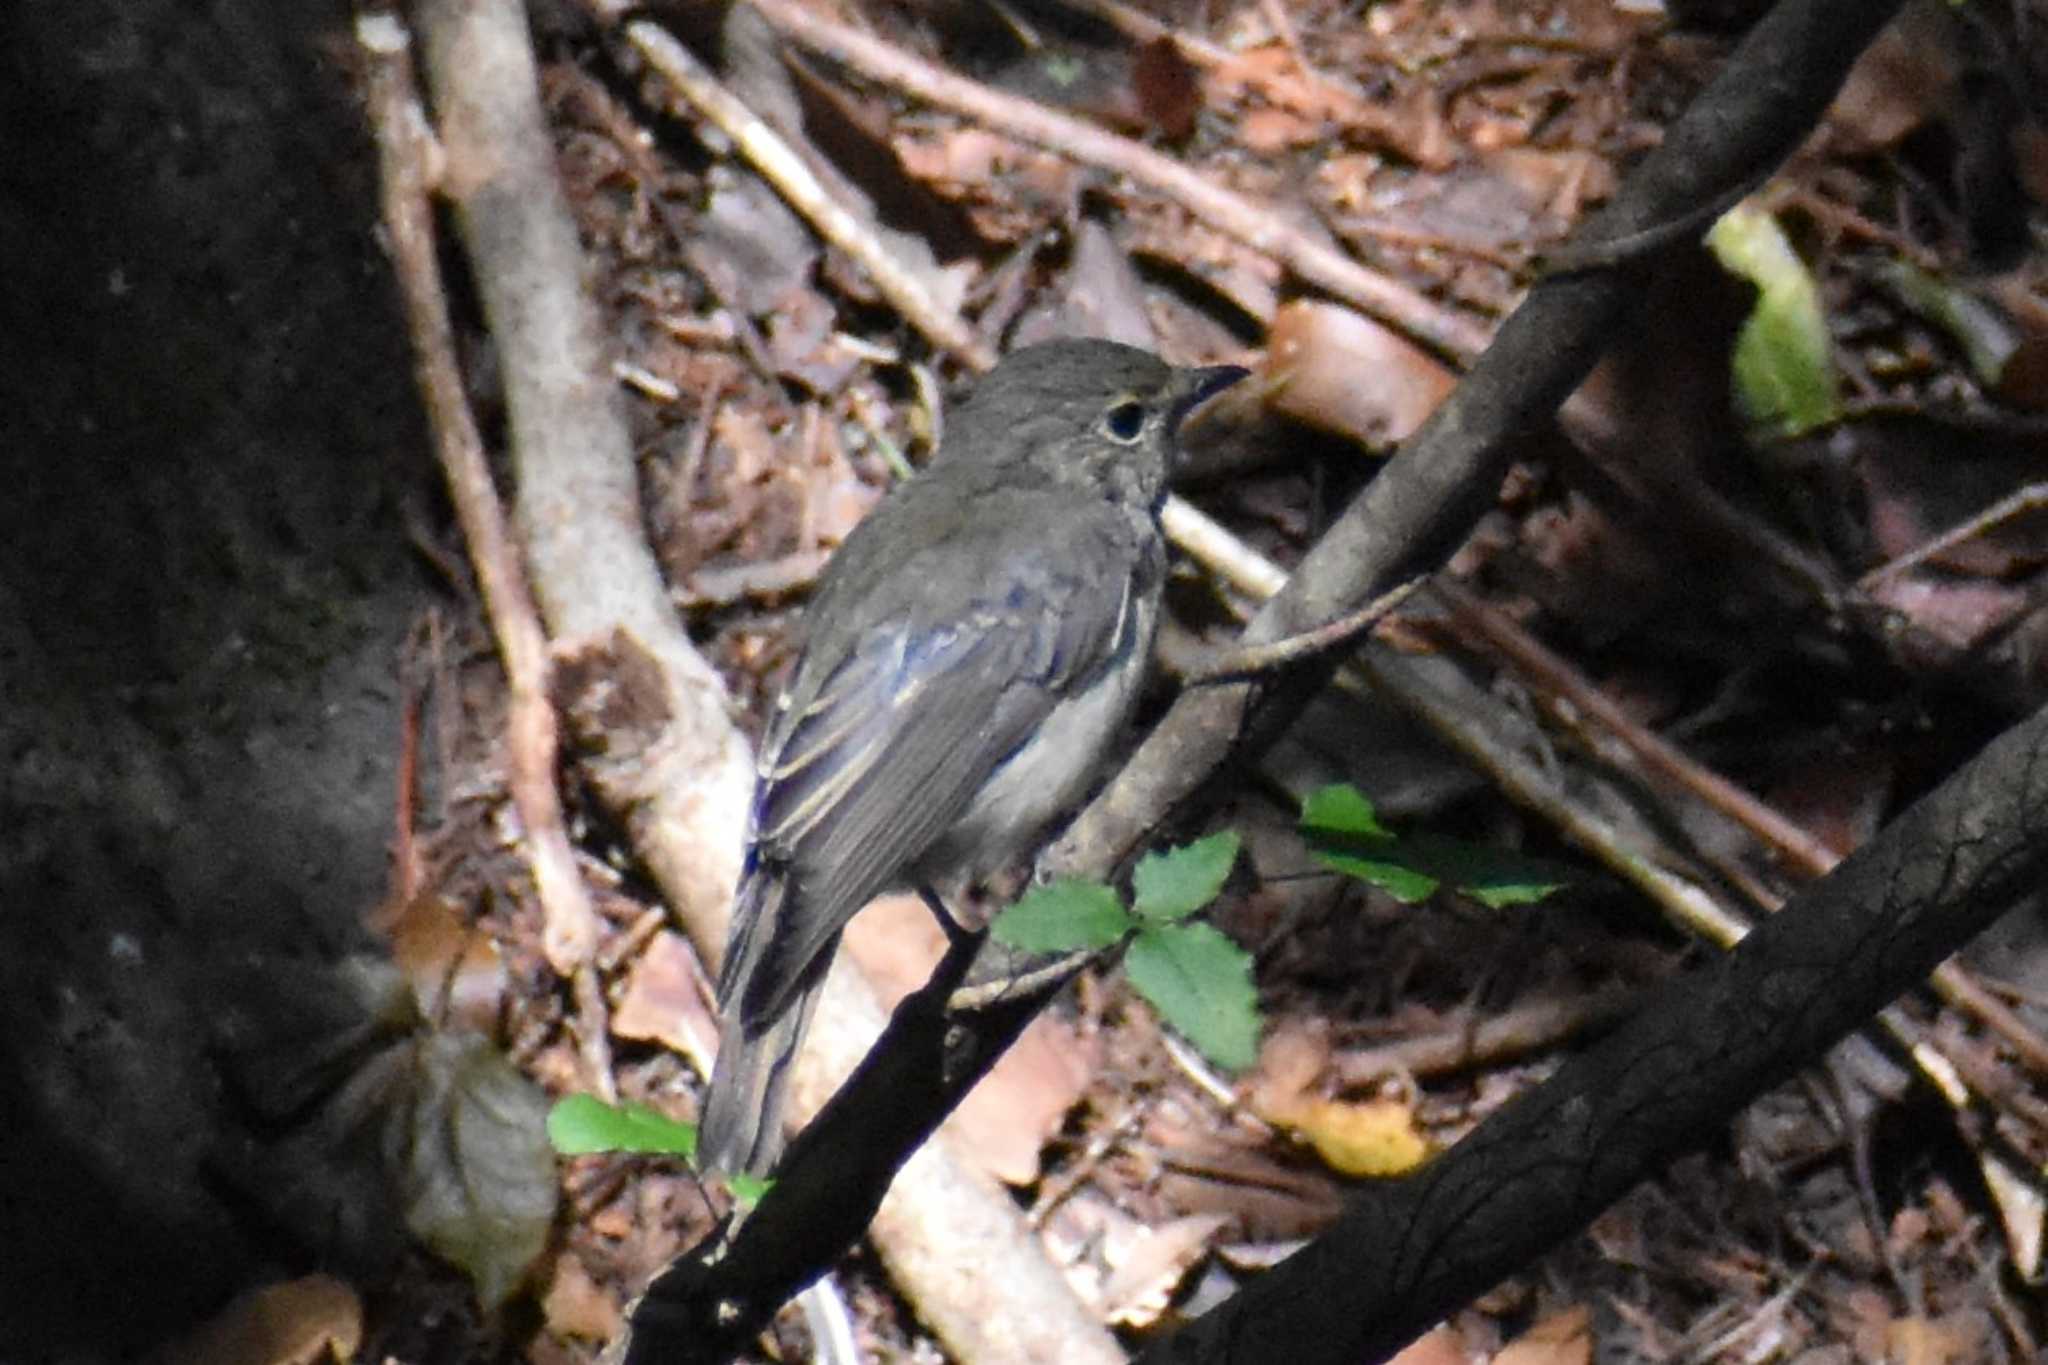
737,537,1142,1021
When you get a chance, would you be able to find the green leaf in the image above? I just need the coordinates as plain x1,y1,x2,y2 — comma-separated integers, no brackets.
1300,783,1393,839
1707,202,1839,437
1131,831,1241,923
547,1093,697,1159
1306,838,1440,903
992,878,1132,952
1303,783,1436,901
1301,782,1570,907
1395,833,1571,909
728,1173,773,1207
1126,923,1262,1072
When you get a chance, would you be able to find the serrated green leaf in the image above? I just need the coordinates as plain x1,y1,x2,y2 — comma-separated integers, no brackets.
1300,783,1392,838
1707,202,1839,437
1126,923,1261,1072
992,878,1132,951
546,1093,697,1159
1131,831,1241,923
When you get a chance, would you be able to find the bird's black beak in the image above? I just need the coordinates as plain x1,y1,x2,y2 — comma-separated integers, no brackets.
1168,364,1252,432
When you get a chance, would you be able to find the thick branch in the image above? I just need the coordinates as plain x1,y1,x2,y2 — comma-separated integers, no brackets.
414,0,754,949
1144,697,2048,1363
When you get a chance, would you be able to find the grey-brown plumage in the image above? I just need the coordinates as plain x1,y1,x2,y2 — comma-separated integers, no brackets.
698,340,1248,1175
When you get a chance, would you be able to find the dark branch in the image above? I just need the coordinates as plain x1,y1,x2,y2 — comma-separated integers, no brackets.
1143,696,2048,1363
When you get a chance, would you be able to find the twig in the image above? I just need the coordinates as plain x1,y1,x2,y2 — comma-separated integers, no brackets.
1336,983,1647,1085
1161,498,1289,600
1068,0,1233,66
1857,482,2048,591
1181,580,1419,684
735,0,1491,362
573,961,620,1104
1255,0,1321,85
617,19,997,372
357,9,602,977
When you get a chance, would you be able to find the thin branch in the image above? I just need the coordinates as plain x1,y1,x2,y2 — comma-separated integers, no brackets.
409,0,755,969
356,9,602,977
735,0,1491,362
1180,580,1419,685
618,19,997,372
1433,577,1844,876
1857,481,2048,592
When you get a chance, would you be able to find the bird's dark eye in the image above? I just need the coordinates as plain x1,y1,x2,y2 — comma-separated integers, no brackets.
1103,401,1146,442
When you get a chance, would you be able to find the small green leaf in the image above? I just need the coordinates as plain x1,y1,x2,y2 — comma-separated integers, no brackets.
728,1173,773,1206
1707,202,1839,437
1126,923,1262,1072
993,879,1132,952
1131,831,1241,923
1395,833,1571,909
1302,783,1569,907
1300,783,1392,838
547,1093,697,1159
1307,839,1440,903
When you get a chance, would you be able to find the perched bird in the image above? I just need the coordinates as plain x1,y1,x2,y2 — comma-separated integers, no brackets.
698,339,1248,1175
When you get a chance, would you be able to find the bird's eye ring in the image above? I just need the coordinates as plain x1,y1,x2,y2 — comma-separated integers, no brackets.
1103,400,1146,442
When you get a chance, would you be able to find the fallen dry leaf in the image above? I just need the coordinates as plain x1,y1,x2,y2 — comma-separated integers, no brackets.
1886,1310,1985,1365
610,930,719,1078
1822,6,1960,155
155,1274,362,1365
1238,105,1324,155
1496,1305,1593,1365
1289,1097,1433,1178
1263,300,1456,450
383,892,507,1034
1099,1213,1231,1329
542,1253,624,1342
392,1031,559,1309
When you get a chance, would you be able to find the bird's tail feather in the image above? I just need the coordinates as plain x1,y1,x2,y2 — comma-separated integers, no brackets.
699,869,834,1176
697,971,823,1176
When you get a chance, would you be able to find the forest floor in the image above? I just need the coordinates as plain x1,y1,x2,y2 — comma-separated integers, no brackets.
134,1,2048,1362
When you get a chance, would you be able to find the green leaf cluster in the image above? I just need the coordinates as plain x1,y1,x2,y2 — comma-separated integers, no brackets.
544,797,1568,1168
993,832,1260,1070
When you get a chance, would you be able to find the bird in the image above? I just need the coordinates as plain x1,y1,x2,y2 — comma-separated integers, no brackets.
697,338,1249,1176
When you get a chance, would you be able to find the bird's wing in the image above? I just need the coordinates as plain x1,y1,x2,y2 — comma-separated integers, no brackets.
726,512,1150,1022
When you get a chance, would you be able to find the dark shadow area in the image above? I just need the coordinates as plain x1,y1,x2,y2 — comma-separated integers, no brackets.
0,0,432,1355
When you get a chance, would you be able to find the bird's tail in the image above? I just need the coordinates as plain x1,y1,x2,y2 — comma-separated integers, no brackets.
696,977,823,1176
697,871,833,1176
